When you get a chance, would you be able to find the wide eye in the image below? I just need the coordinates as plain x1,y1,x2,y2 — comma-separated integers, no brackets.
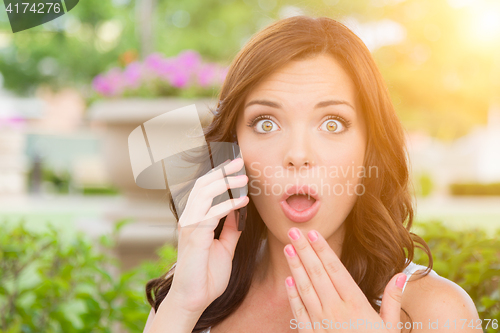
254,118,279,133
319,118,345,133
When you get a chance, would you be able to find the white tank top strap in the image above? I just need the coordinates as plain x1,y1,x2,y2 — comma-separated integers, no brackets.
401,260,435,294
375,260,436,307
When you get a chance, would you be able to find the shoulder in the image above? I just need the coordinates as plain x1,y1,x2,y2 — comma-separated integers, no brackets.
401,268,480,332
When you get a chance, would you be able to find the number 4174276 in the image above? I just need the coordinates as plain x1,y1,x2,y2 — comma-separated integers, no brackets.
6,2,62,14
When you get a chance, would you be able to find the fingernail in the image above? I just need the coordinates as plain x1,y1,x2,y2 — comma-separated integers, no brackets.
396,274,407,289
288,228,300,240
308,230,318,242
285,244,296,257
286,276,295,287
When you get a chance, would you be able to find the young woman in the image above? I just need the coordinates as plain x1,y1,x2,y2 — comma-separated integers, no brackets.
143,15,480,333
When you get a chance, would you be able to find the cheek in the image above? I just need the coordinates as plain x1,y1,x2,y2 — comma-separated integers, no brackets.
239,136,280,192
317,140,366,199
240,149,268,197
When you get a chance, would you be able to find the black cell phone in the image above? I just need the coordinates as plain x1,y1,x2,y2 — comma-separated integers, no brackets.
209,142,247,232
230,143,247,231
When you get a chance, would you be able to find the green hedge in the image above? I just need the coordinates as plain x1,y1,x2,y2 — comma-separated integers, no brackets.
449,182,500,196
1,220,499,332
0,220,176,333
414,172,435,197
81,186,120,196
413,220,500,332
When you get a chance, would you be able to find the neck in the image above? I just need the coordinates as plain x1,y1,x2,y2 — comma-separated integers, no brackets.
252,224,346,301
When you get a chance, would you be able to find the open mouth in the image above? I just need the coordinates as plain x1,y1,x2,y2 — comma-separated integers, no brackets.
285,194,317,212
280,185,321,223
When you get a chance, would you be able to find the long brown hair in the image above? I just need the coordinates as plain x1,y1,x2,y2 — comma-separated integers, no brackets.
146,15,433,332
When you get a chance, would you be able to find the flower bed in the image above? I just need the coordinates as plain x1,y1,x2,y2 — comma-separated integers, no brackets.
92,50,228,99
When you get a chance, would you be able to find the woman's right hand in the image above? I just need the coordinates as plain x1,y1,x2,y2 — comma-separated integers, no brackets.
168,157,249,315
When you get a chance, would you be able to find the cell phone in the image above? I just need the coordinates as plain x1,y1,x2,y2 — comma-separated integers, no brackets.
230,143,247,231
209,142,247,232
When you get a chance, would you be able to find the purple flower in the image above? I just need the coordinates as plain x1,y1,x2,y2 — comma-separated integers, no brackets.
144,53,164,73
92,74,115,96
92,49,230,97
158,58,177,80
197,63,217,87
107,68,125,94
169,68,190,88
92,68,125,96
123,62,142,88
176,49,202,71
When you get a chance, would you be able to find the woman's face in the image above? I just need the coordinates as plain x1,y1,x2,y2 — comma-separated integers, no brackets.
235,53,367,244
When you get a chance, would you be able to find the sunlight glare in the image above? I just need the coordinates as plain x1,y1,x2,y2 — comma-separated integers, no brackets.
469,1,500,45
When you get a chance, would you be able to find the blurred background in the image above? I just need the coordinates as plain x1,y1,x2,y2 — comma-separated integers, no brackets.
1,0,499,332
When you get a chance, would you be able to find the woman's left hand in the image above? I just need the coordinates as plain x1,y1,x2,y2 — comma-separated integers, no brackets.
284,227,408,332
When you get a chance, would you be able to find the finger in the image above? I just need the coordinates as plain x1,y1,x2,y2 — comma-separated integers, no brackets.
177,195,246,254
380,273,407,333
177,215,219,257
287,228,339,310
176,158,245,258
186,196,248,242
283,243,323,319
184,196,247,246
194,157,245,189
182,175,248,227
177,173,247,251
181,157,242,225
285,276,312,330
306,229,365,305
218,204,248,257
204,196,248,222
198,175,248,204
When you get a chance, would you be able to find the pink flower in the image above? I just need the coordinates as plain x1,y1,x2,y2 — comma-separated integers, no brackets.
123,62,142,89
176,50,202,71
92,68,125,96
144,53,164,73
169,68,190,88
92,49,230,97
92,74,115,96
107,68,125,94
158,59,177,80
197,63,217,87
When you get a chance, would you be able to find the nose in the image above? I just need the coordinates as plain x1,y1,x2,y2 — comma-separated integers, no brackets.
283,128,315,169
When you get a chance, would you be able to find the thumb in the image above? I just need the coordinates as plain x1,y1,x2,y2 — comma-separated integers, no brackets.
379,273,407,333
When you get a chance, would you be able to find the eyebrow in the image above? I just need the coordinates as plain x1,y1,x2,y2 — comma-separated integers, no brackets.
244,99,355,111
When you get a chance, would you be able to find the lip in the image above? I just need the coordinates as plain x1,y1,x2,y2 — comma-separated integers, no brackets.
279,184,321,223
